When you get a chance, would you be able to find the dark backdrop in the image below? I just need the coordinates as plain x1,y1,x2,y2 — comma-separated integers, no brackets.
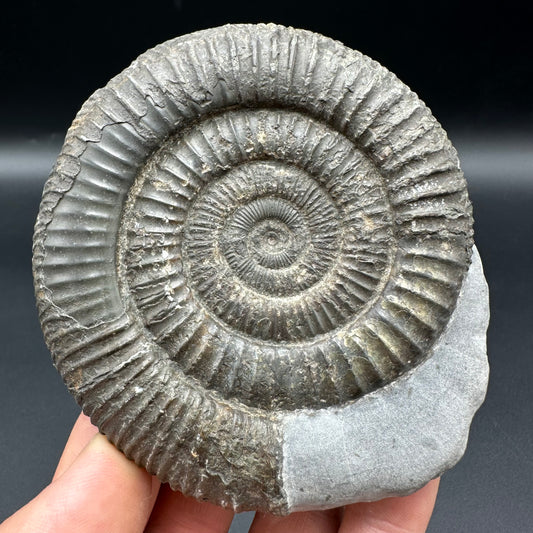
1,1,532,531
2,0,532,134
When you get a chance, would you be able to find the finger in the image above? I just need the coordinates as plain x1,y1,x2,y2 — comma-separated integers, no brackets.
1,433,160,533
339,478,440,533
53,412,99,480
144,483,234,533
249,508,342,533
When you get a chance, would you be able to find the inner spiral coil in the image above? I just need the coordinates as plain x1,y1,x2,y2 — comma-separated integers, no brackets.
37,25,473,415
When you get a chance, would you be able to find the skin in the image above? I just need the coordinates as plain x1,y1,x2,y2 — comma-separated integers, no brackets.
0,413,440,533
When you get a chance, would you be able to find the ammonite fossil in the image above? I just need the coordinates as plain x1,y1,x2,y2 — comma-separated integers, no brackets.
33,24,488,513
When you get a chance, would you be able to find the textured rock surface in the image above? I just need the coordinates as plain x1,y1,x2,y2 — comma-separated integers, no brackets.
282,246,489,511
32,23,485,513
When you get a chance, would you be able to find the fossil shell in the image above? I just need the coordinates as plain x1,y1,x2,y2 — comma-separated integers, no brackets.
33,24,473,513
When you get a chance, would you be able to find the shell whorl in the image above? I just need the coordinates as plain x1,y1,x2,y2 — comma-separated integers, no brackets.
33,24,473,512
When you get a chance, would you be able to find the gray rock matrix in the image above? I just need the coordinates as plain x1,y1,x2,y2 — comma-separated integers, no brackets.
32,23,488,513
283,246,489,510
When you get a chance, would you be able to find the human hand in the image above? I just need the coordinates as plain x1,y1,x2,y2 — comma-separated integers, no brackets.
1,413,439,533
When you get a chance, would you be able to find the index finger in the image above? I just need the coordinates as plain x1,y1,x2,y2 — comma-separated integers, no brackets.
53,412,98,481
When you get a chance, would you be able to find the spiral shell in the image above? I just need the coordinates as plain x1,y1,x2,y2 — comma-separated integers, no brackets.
33,24,473,512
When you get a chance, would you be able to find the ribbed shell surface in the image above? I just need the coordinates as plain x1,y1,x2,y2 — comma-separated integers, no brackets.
33,24,473,513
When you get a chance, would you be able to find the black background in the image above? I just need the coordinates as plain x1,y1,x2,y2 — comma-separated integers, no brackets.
2,0,533,133
1,1,532,531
